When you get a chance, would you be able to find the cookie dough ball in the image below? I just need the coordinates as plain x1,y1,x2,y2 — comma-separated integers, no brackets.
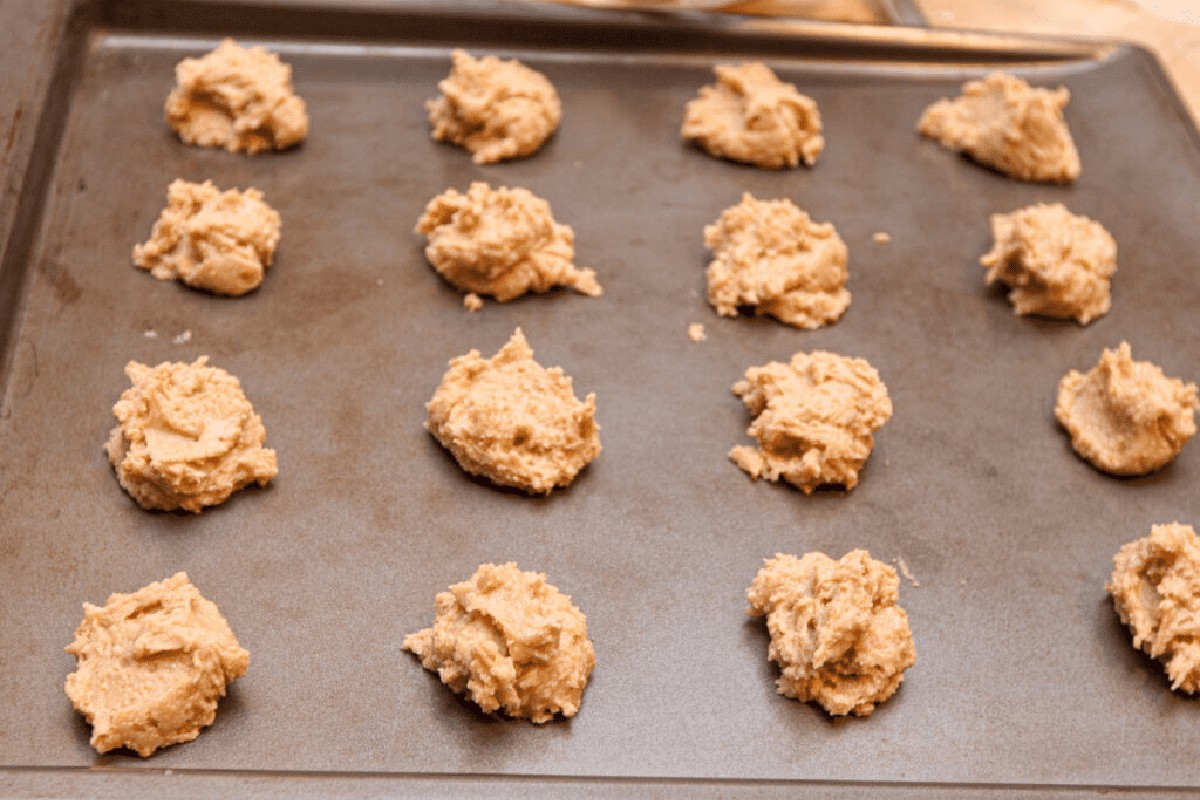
747,550,916,716
1056,342,1197,475
132,179,281,296
1108,523,1200,692
980,203,1116,325
918,72,1079,184
106,357,279,513
426,328,600,495
65,572,249,756
427,49,561,165
403,562,595,722
416,182,601,303
682,62,824,169
731,351,892,494
705,193,849,329
165,39,308,154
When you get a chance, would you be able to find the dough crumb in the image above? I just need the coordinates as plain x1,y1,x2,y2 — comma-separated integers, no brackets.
731,350,891,494
172,329,193,345
1108,523,1200,692
682,62,823,169
688,322,707,342
65,572,248,756
894,557,920,588
165,38,307,154
404,562,594,722
464,292,484,313
428,49,561,165
705,193,849,329
872,231,892,245
1056,342,1197,475
918,72,1079,184
133,179,281,297
426,328,600,495
747,550,916,716
144,329,158,339
106,357,278,512
416,182,600,303
980,203,1116,325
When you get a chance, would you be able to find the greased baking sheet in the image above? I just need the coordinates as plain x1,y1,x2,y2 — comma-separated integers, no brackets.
1,1,1199,796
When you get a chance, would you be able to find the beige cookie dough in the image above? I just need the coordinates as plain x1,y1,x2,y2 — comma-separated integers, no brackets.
1056,342,1197,476
404,562,595,722
682,62,824,169
166,38,308,154
918,72,1080,184
106,357,279,513
132,179,281,296
705,193,849,329
427,49,561,165
1109,523,1200,693
426,328,600,495
65,572,249,756
731,350,892,494
980,203,1116,325
747,550,916,716
416,182,601,303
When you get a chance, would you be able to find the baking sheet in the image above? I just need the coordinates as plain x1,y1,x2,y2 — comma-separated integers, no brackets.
1,0,1199,795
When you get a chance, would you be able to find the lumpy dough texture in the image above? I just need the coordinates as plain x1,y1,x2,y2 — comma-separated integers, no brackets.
705,193,849,329
1108,523,1200,692
427,49,561,164
106,357,279,512
681,62,824,169
165,38,307,154
65,572,249,756
747,551,916,716
1056,342,1197,476
426,328,601,495
980,202,1116,325
731,351,892,494
132,179,281,296
416,182,600,302
918,72,1079,183
403,562,595,723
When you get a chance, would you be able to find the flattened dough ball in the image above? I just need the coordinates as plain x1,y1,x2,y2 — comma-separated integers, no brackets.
404,562,595,722
166,38,308,154
65,572,249,756
682,62,824,169
426,328,601,495
1056,342,1197,475
106,357,279,513
416,182,601,303
1108,523,1200,692
731,351,892,494
133,179,281,296
918,72,1079,183
980,202,1116,325
705,192,849,329
747,550,916,716
427,49,561,164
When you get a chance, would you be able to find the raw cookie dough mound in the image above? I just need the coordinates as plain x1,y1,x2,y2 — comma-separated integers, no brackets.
682,62,823,169
106,357,279,513
918,72,1080,184
980,202,1116,325
705,192,849,329
1056,342,1197,475
1108,523,1200,692
427,49,561,165
403,562,595,722
416,182,601,303
747,550,916,716
65,572,249,756
426,328,600,495
731,351,892,494
132,179,281,296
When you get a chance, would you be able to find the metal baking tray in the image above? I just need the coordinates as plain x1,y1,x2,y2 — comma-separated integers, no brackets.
2,1,1199,796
